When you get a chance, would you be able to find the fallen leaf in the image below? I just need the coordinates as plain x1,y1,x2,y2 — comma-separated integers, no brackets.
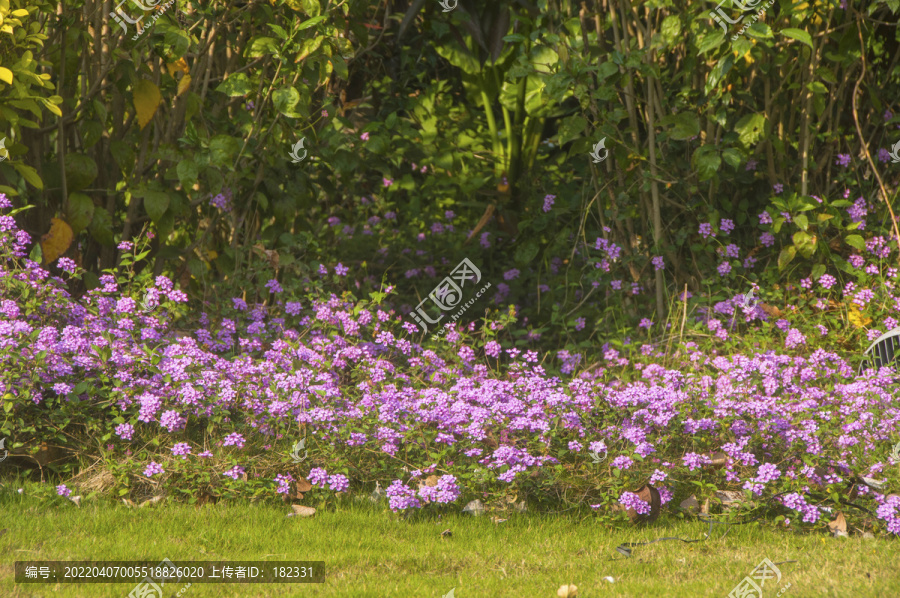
290,505,315,517
603,576,615,583
424,475,439,487
139,495,164,507
68,495,81,507
708,451,728,467
701,497,710,515
40,217,74,265
122,498,136,508
715,490,745,508
557,584,578,598
759,303,782,318
296,476,313,492
827,511,847,536
514,500,527,513
490,516,507,524
440,529,452,538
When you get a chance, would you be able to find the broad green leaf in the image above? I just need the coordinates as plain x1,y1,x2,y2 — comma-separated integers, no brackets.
782,28,813,49
697,31,725,55
208,135,241,168
794,213,809,231
12,163,42,189
67,192,95,235
722,148,742,168
793,231,816,258
811,264,826,280
735,113,766,147
215,72,252,97
89,206,115,246
176,160,198,186
778,245,797,270
514,241,539,266
143,190,170,224
661,15,681,46
661,112,700,141
273,86,301,116
64,153,98,191
298,15,328,30
845,234,865,250
692,145,720,181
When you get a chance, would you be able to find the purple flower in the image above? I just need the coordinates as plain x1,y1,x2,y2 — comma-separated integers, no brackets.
386,480,421,511
619,491,651,515
360,132,370,141
819,274,837,289
57,484,71,497
223,433,245,449
118,241,134,251
699,223,715,239
611,456,634,470
275,473,294,494
115,423,134,441
836,153,851,167
773,183,784,194
265,279,283,294
57,257,78,273
543,194,556,212
651,256,665,271
334,263,349,276
328,474,350,493
144,462,165,477
504,269,520,281
682,453,711,471
308,468,328,487
720,219,735,234
223,465,245,480
171,443,192,459
382,177,393,187
717,261,732,276
160,410,186,432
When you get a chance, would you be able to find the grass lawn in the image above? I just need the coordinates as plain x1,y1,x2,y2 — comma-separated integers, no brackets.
2,484,898,597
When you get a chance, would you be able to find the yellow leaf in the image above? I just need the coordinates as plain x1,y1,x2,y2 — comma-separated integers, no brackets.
848,305,871,328
40,218,74,265
166,58,189,77
177,73,191,96
133,79,162,130
0,67,12,85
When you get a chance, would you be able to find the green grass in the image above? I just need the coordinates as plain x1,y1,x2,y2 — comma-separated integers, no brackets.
2,484,898,597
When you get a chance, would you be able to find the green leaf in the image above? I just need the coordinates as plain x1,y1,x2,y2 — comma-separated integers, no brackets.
811,264,826,280
596,61,619,82
12,163,43,189
557,115,587,146
782,28,813,49
697,31,725,55
734,113,766,147
143,191,170,224
215,73,252,97
514,241,540,266
794,213,808,231
692,145,721,181
89,206,115,246
208,135,242,168
330,54,348,80
176,160,198,186
661,112,700,141
845,234,865,250
67,192,95,235
64,153,98,191
298,15,327,30
793,231,815,258
778,245,797,270
273,86,301,117
661,15,682,46
722,148,742,168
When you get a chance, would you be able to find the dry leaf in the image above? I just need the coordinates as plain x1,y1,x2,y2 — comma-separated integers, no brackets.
828,512,847,537
603,576,615,583
68,495,81,507
715,490,745,507
133,79,162,130
296,477,313,492
849,305,872,328
122,498,136,508
462,499,484,516
759,303,782,318
290,505,316,517
440,529,452,538
424,475,439,487
701,497,710,515
708,452,728,468
166,58,189,77
464,203,495,245
139,495,164,508
490,516,507,524
40,217,74,265
557,584,578,598
679,495,700,514
626,485,661,524
514,500,527,513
